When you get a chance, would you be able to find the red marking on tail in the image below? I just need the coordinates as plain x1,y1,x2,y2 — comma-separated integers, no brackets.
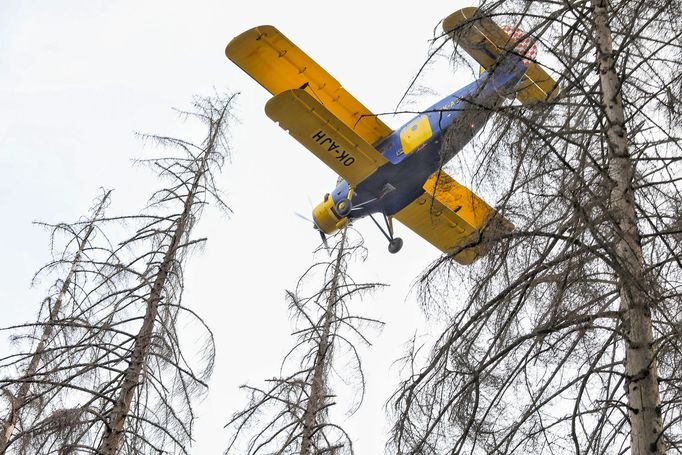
501,26,537,66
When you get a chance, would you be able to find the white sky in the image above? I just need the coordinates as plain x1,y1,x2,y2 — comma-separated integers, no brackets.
0,1,474,452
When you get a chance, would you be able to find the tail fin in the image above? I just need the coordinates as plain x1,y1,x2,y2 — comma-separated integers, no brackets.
443,7,560,105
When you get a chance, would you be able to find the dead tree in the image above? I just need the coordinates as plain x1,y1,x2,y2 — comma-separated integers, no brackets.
0,93,236,455
0,190,112,454
94,93,236,455
226,228,385,455
390,2,681,454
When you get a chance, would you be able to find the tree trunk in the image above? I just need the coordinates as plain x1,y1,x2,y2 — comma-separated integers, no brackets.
299,229,346,455
0,192,110,454
592,1,665,453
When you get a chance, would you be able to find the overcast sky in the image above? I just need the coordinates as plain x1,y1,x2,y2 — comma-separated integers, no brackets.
0,1,476,452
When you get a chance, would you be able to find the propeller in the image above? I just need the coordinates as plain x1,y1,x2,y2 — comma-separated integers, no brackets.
294,211,330,254
294,211,314,224
319,230,330,252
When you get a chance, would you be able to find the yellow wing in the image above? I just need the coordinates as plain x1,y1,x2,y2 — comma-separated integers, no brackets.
265,89,388,186
394,171,513,265
226,25,392,145
442,7,560,105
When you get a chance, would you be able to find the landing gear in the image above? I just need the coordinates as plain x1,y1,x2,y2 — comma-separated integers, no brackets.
368,211,403,254
388,237,403,254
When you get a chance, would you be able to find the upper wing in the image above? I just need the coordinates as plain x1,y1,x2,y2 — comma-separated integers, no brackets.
265,89,388,186
394,171,513,265
442,7,560,105
226,25,392,145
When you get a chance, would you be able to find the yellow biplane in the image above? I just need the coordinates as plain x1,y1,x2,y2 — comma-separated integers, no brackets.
226,7,558,264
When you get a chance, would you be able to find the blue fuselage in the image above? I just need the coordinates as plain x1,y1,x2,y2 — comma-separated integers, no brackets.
328,56,528,219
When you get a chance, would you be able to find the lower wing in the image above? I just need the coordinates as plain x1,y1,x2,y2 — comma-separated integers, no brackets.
265,89,388,186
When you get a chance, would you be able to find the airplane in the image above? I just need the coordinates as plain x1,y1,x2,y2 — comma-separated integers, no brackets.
226,7,559,264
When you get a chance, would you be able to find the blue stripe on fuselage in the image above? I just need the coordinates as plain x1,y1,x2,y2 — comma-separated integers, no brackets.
330,55,528,219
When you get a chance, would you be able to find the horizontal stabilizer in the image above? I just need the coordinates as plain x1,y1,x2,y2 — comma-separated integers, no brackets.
265,89,388,186
442,7,560,105
226,25,392,144
394,171,513,264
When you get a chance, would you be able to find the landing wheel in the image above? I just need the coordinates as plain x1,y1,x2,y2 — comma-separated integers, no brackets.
388,237,403,254
335,198,352,217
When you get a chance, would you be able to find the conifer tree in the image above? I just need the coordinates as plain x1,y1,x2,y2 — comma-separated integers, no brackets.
0,191,112,454
96,93,236,455
0,93,237,455
391,2,681,454
226,228,384,455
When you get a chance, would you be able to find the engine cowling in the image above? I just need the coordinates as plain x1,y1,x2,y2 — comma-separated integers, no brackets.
312,194,349,235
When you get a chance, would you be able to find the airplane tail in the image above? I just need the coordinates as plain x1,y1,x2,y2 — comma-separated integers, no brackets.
443,7,560,105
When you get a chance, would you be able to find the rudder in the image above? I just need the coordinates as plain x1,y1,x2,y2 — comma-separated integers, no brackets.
443,7,560,105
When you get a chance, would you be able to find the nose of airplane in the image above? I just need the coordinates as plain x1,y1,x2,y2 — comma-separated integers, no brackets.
312,194,348,235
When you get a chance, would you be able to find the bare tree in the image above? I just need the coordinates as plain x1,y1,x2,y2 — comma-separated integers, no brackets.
390,2,681,454
0,92,237,454
226,228,385,455
0,190,113,454
94,93,236,455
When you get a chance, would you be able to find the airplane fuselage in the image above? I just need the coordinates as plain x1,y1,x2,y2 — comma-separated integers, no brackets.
327,55,528,221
